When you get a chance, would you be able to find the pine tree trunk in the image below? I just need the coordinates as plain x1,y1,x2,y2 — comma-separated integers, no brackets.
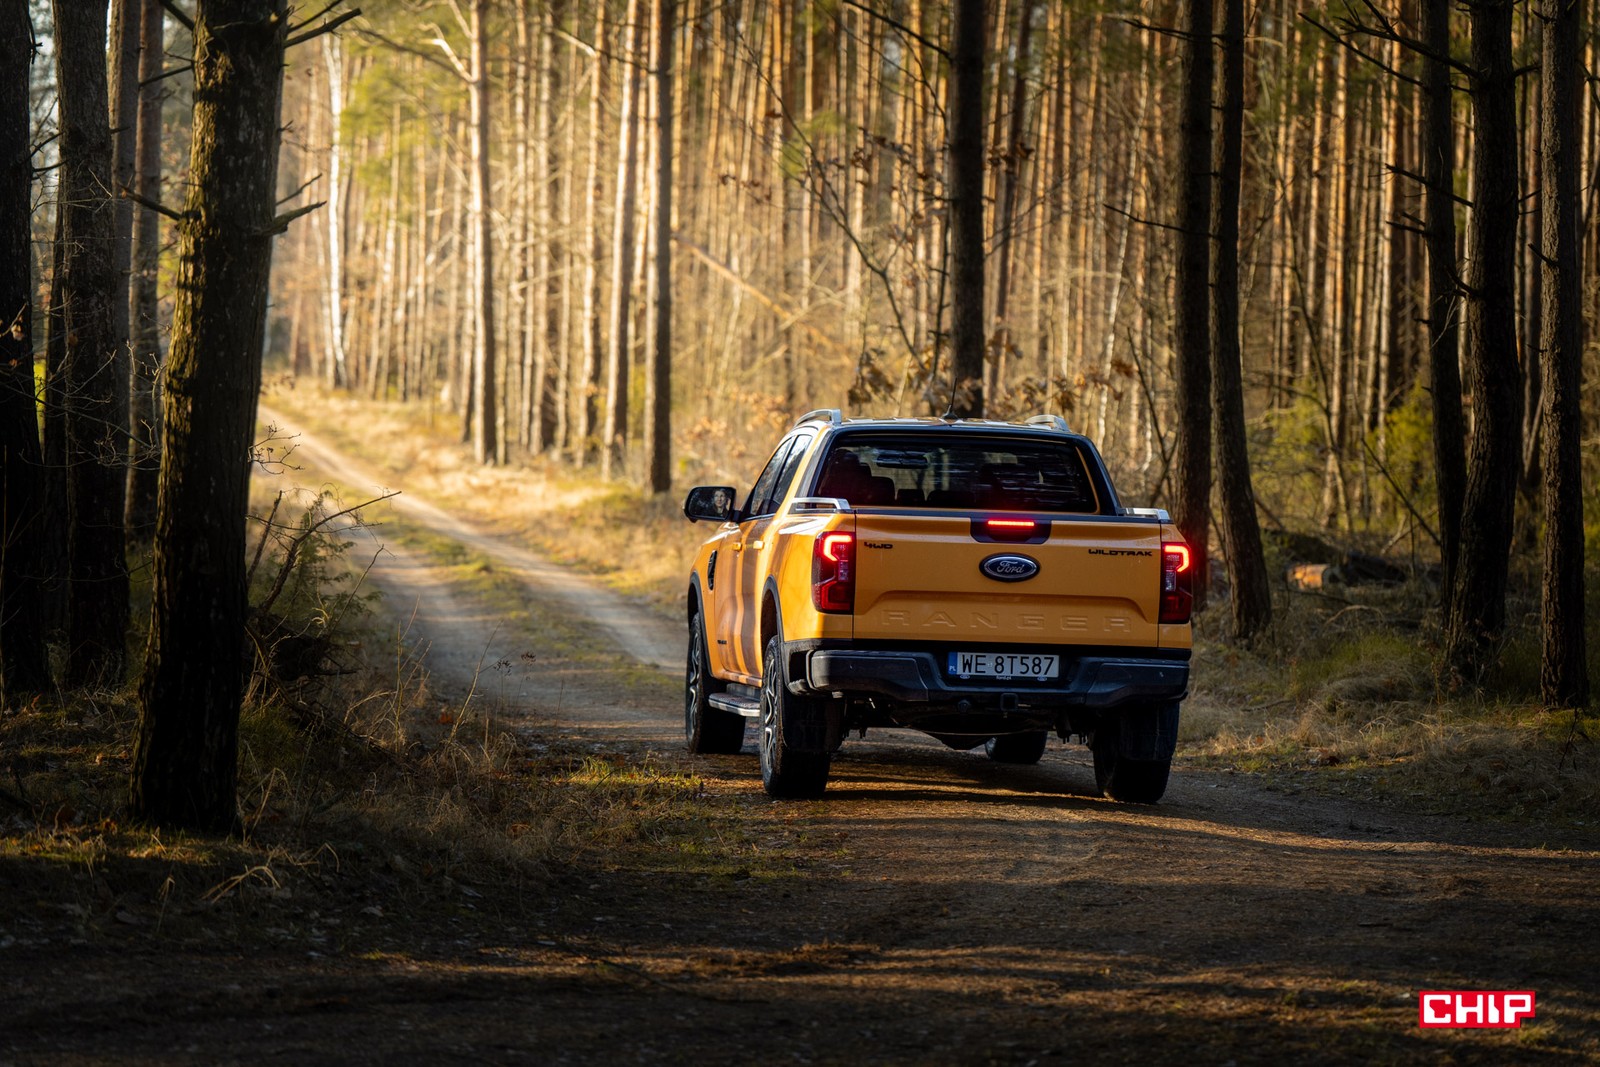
0,0,49,696
1445,0,1521,683
1538,0,1587,707
645,0,674,494
55,0,130,687
133,0,290,832
945,0,985,418
1211,0,1269,641
467,0,498,465
576,1,609,464
125,0,164,538
1173,0,1213,609
602,0,644,478
1423,0,1465,603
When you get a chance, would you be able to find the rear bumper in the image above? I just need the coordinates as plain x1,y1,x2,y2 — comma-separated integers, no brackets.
799,649,1188,710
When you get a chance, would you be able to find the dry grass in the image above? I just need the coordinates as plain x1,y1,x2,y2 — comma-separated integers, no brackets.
1182,581,1600,828
261,377,701,612
0,479,767,954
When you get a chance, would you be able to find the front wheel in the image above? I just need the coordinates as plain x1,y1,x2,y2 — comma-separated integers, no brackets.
1090,716,1171,804
984,730,1048,764
685,613,744,754
759,635,831,798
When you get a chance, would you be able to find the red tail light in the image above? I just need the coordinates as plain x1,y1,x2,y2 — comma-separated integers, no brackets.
813,532,855,613
1160,542,1193,624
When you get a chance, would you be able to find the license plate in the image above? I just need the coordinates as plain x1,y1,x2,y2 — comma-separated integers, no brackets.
947,651,1060,680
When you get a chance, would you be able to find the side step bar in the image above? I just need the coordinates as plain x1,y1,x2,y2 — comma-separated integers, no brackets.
709,689,762,718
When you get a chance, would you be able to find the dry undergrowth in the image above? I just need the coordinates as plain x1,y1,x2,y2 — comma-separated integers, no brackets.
0,485,750,956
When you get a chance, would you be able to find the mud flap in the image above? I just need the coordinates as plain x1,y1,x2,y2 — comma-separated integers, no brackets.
785,698,846,754
1116,701,1181,761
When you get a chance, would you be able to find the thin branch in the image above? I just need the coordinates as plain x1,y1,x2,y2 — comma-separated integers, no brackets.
1104,202,1190,237
353,27,465,78
840,0,948,58
1119,17,1194,43
121,185,190,223
552,25,597,57
140,61,193,88
289,0,346,34
1385,163,1475,207
158,0,193,32
286,8,361,50
1300,14,1424,88
261,200,326,236
256,491,399,619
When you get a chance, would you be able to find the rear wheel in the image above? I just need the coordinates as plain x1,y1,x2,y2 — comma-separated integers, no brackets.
984,730,1048,764
1090,715,1171,803
685,613,744,754
759,635,830,798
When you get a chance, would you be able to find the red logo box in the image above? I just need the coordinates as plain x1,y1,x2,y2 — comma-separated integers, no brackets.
1419,991,1537,1029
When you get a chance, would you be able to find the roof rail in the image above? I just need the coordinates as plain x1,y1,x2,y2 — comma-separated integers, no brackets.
1025,413,1072,433
794,408,844,428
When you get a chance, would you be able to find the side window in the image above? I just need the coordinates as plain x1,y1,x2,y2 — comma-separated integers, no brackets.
743,437,796,519
765,432,814,514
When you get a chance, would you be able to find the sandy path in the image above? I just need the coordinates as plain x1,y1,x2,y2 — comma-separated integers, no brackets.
257,404,682,745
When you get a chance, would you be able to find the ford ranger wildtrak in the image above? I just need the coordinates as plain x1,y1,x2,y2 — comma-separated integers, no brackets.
681,410,1193,801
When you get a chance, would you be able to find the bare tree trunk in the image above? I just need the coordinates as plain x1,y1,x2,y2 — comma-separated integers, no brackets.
323,35,349,387
1174,0,1213,609
0,0,49,696
603,0,644,478
1211,0,1268,641
55,0,130,687
125,0,164,537
109,0,139,405
133,0,290,832
576,1,609,464
645,0,674,494
1538,0,1587,707
1445,0,1521,683
466,0,498,465
944,0,985,418
989,0,1034,405
1423,0,1465,604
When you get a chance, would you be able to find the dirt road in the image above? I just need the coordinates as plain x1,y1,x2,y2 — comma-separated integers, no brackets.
260,413,1599,1064
5,416,1595,1065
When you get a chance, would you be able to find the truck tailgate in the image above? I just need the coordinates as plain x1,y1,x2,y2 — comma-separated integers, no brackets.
850,512,1165,647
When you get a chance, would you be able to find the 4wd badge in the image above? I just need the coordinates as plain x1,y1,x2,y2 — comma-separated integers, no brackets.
979,554,1040,582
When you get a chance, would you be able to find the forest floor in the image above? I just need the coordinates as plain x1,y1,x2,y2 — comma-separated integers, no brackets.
2,387,1598,1065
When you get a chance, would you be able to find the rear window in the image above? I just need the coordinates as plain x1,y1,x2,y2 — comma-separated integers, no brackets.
812,433,1102,513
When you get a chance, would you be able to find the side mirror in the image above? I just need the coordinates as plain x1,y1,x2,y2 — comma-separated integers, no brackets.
684,485,739,523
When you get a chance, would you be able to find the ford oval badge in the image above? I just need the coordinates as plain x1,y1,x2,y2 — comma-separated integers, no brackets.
980,553,1040,582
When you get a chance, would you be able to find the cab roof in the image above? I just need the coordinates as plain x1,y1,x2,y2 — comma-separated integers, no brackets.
792,409,1073,435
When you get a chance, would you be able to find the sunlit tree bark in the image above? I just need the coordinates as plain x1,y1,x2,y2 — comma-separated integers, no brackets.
134,0,291,832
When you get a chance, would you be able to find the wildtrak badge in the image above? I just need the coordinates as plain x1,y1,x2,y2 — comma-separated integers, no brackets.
1089,548,1153,557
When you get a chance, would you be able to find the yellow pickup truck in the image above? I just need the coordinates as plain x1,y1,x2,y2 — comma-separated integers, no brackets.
682,410,1193,801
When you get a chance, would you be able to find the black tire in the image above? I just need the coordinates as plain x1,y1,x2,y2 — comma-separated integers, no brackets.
1090,716,1171,804
685,613,744,754
984,730,1048,764
758,634,831,798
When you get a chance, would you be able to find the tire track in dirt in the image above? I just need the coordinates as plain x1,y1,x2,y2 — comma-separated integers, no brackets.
257,404,682,744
